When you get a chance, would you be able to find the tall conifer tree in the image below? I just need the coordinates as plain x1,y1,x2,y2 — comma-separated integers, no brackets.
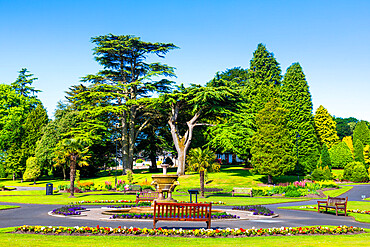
354,139,365,164
250,98,296,184
21,104,49,167
319,144,331,169
353,121,370,146
314,105,339,149
281,63,320,172
246,44,282,115
343,136,354,156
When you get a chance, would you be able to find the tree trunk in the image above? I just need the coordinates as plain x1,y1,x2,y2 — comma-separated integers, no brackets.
200,170,205,197
177,148,186,175
149,154,158,172
168,104,201,175
12,172,15,181
121,116,129,175
267,174,273,185
62,167,66,180
69,155,77,198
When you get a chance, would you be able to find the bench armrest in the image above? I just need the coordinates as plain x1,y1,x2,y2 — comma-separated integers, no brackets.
335,203,346,206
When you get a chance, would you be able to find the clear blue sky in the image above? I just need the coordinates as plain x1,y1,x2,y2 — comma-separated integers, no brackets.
1,0,369,120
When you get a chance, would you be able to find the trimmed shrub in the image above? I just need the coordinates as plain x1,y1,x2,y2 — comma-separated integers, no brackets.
285,190,302,197
311,166,332,181
344,161,369,182
329,142,354,169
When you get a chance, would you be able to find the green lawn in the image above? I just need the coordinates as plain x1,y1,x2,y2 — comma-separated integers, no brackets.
279,201,370,223
0,230,369,247
0,164,350,205
0,189,307,205
0,205,19,210
0,165,302,192
322,186,353,197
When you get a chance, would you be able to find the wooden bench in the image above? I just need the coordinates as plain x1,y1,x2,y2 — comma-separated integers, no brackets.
232,187,253,197
136,192,159,204
317,196,348,216
153,201,212,229
124,184,142,194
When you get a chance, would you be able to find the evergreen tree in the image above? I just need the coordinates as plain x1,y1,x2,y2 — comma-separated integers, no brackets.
21,104,49,168
23,157,41,184
318,144,331,169
364,145,370,170
250,98,296,184
35,106,79,180
354,139,365,164
353,121,370,146
281,63,320,172
208,67,248,87
11,68,40,99
334,117,358,139
342,136,354,156
329,142,353,169
246,44,282,115
71,34,177,170
314,105,339,149
248,43,282,86
0,83,40,179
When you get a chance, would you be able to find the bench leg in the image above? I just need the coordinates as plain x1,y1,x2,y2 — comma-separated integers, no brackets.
207,220,211,229
153,220,156,229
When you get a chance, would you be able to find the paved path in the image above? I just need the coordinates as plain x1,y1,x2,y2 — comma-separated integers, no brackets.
0,185,369,229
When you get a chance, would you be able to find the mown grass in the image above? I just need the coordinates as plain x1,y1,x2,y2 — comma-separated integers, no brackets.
322,186,353,197
0,165,300,192
0,164,350,205
0,189,307,205
279,201,370,223
0,230,369,247
0,205,19,210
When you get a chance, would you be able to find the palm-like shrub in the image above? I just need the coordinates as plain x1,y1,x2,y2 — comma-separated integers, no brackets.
186,148,220,197
53,138,89,197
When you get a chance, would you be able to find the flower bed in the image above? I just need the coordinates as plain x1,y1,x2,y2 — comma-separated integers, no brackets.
252,180,339,197
110,212,240,220
232,205,274,216
107,202,151,208
70,200,225,205
70,200,136,205
52,206,86,216
13,225,364,237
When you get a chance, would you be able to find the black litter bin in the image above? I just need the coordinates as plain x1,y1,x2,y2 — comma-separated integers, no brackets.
46,183,53,195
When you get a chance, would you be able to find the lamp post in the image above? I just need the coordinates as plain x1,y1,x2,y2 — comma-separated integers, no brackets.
296,131,300,181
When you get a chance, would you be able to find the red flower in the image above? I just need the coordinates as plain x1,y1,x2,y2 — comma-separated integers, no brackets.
97,225,100,229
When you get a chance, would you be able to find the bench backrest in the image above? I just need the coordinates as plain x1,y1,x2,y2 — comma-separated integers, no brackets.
327,196,347,206
137,192,159,198
153,202,212,220
233,187,252,192
129,185,141,190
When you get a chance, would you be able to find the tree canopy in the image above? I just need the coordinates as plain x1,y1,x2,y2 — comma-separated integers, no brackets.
250,98,296,184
